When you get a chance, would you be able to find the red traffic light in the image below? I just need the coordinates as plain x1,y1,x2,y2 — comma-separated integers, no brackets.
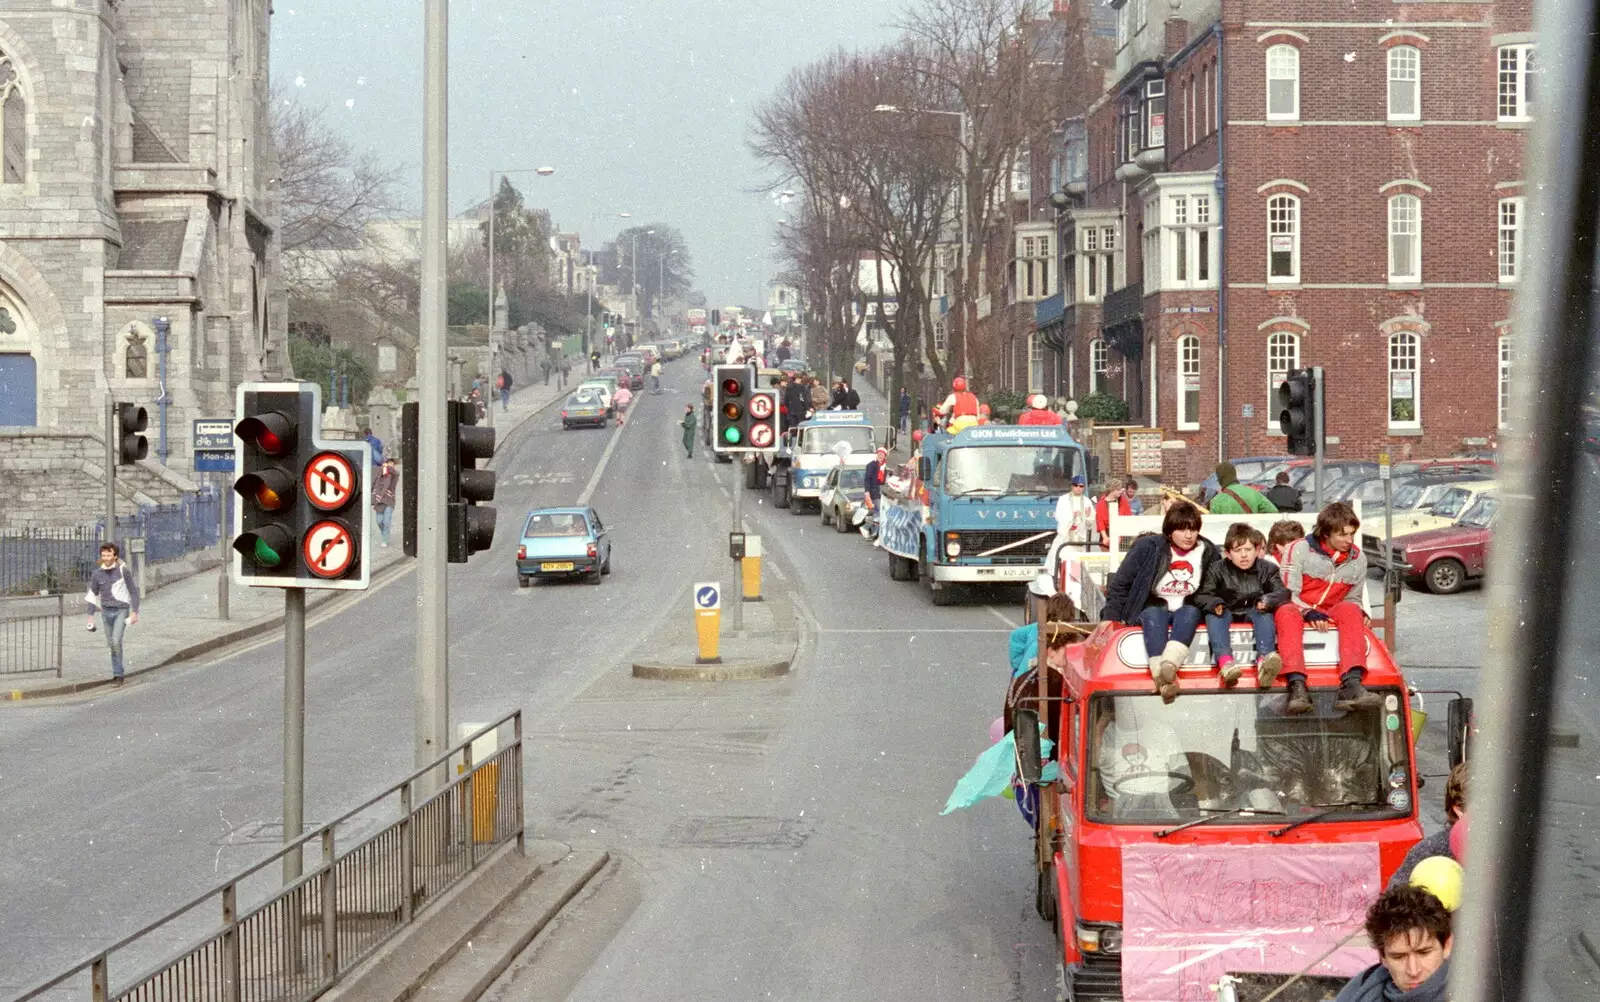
721,377,744,396
236,412,296,456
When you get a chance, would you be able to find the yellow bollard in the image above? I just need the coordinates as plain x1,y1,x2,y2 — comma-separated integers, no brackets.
693,581,722,664
741,534,763,602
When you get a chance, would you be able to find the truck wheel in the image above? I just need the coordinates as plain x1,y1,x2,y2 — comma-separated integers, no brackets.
888,552,907,581
1425,558,1466,595
930,578,955,606
774,480,790,509
789,495,807,515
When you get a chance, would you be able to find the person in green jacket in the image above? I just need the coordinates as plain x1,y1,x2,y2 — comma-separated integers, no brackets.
1207,462,1279,514
681,404,698,459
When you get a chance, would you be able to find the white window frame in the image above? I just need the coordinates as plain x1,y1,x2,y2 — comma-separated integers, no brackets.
1266,332,1301,435
1388,194,1422,284
1266,45,1300,121
1116,4,1129,50
1028,333,1045,393
1146,79,1166,149
1388,331,1421,430
1134,0,1148,33
1089,338,1107,395
1176,334,1201,431
1498,336,1512,429
1143,196,1161,291
1387,46,1421,121
1267,194,1300,283
1499,197,1523,283
1498,44,1535,123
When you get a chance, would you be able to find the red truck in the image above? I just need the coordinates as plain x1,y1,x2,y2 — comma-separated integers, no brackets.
1014,618,1464,1001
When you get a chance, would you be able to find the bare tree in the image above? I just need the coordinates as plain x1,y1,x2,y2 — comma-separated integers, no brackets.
271,88,402,291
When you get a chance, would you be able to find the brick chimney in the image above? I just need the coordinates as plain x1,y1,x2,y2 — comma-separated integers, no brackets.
1165,17,1190,57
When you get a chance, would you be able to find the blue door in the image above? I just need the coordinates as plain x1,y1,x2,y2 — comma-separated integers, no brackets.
0,353,37,426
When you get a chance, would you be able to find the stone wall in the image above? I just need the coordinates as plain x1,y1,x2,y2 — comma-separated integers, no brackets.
0,428,197,528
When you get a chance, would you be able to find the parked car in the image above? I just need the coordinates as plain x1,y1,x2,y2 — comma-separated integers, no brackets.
662,339,685,359
612,358,645,390
1199,456,1294,502
515,507,612,586
561,391,609,430
1392,493,1498,594
1330,469,1493,514
818,465,868,532
1247,459,1379,500
777,359,810,376
1361,479,1500,563
636,345,661,366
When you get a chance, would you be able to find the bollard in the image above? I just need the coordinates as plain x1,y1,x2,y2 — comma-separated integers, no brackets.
693,581,722,663
455,722,499,844
741,534,763,602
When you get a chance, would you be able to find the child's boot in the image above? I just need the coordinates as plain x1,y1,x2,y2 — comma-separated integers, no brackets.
1256,652,1283,688
1156,640,1188,702
1217,654,1241,687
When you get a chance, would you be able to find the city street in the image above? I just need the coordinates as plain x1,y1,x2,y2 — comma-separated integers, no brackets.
0,359,1059,999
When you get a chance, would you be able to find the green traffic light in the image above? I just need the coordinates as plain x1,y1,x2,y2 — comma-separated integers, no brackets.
253,538,283,567
723,427,742,444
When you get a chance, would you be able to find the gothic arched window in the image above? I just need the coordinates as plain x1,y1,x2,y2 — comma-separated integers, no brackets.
0,52,26,184
125,330,149,378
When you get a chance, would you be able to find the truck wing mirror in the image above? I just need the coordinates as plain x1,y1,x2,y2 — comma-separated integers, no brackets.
918,456,932,481
1447,697,1474,769
1014,708,1044,785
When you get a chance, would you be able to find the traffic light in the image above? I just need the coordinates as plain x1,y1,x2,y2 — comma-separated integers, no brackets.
115,402,149,465
1278,368,1320,457
714,364,750,452
232,382,370,589
711,309,721,327
448,399,496,562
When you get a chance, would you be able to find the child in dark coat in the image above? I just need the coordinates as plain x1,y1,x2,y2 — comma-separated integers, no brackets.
1194,524,1290,687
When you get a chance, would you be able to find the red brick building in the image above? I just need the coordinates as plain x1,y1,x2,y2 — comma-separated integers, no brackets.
1043,0,1530,485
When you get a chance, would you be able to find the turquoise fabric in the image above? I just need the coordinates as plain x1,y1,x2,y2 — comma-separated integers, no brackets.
1009,624,1037,678
942,730,1059,815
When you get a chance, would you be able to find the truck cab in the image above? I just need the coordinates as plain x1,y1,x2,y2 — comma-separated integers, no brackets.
879,425,1087,605
1018,620,1431,1000
763,410,875,512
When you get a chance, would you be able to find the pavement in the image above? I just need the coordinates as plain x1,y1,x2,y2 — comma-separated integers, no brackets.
0,353,1511,1001
1,372,581,701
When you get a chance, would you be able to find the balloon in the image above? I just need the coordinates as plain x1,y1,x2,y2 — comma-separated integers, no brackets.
1410,855,1464,911
1449,811,1470,861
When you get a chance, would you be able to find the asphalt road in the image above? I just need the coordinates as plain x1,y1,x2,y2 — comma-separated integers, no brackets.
0,357,1493,1002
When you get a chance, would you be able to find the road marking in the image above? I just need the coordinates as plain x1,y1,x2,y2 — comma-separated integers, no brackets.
817,628,1010,634
576,417,627,506
986,606,1020,629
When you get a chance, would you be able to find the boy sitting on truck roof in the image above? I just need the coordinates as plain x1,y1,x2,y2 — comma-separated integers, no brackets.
1274,502,1380,715
1194,523,1289,688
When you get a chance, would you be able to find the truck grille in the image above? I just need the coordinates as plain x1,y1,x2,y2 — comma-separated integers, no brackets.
959,529,1053,560
1070,952,1122,999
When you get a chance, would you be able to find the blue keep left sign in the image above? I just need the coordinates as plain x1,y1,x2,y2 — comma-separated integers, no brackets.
694,582,721,611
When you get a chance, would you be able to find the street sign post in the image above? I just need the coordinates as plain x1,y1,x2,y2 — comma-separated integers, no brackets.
1379,451,1397,651
693,581,721,664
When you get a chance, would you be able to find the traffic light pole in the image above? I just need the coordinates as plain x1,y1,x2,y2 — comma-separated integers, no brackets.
416,0,451,783
282,588,306,883
1312,366,1326,511
731,471,743,633
104,397,116,547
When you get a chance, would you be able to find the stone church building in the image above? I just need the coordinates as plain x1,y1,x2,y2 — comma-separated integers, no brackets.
0,0,284,527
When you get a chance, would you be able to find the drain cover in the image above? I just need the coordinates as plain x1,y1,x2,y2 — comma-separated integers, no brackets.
670,815,810,850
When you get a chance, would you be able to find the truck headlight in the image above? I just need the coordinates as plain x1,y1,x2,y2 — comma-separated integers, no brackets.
945,532,961,557
1075,922,1121,955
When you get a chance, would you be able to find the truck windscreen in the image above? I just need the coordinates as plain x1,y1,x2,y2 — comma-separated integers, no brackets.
802,427,873,455
1086,690,1404,826
942,445,1080,495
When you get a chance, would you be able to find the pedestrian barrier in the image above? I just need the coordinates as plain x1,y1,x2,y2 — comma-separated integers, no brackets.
0,593,65,677
13,712,525,1002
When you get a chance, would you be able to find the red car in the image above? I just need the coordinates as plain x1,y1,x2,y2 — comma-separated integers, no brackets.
1392,492,1497,594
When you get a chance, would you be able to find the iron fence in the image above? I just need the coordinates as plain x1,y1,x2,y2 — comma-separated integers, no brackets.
0,593,65,677
13,712,525,1002
1,490,230,597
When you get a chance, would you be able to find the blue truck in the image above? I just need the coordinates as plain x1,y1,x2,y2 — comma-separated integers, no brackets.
879,424,1088,605
757,410,877,512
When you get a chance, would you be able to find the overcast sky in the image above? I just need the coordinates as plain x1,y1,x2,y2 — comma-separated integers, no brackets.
271,0,908,308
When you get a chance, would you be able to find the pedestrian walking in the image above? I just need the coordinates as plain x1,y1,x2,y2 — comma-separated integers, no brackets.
557,359,570,389
650,360,663,394
362,426,383,469
372,457,398,547
469,387,486,421
498,368,513,411
1208,462,1279,514
85,542,139,684
590,350,601,372
681,404,698,458
897,387,912,434
540,357,551,385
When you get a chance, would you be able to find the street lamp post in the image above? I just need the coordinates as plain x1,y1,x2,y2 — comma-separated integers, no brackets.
586,211,631,356
874,104,969,375
485,166,554,428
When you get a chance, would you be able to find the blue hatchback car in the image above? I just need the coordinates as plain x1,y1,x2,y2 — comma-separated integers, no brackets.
516,507,612,586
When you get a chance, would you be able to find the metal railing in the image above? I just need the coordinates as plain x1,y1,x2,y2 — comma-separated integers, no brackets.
13,712,525,1002
2,490,230,597
0,593,65,677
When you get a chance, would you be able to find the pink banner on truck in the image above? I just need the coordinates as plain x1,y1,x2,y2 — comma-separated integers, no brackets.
1119,842,1381,1002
